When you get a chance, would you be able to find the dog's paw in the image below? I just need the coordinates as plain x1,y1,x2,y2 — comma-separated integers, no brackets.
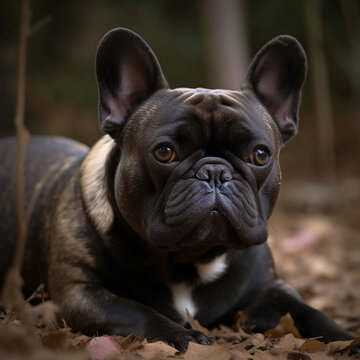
349,344,360,356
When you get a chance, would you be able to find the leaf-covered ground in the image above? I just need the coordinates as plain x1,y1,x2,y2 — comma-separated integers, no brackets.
1,181,359,359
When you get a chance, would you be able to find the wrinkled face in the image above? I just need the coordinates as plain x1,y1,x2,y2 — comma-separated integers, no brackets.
95,29,306,261
114,87,282,261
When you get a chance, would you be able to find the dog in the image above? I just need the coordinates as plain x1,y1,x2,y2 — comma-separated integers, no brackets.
0,28,356,353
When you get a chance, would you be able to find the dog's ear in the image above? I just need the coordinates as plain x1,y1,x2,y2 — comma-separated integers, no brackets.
245,36,307,144
96,28,168,139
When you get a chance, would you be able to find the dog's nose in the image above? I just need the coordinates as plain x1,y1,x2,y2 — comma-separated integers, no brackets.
196,164,232,186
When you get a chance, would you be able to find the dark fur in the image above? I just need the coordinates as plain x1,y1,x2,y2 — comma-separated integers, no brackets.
0,28,355,353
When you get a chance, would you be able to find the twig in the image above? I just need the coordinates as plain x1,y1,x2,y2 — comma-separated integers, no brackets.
28,15,51,38
1,0,35,338
25,284,45,304
13,0,30,272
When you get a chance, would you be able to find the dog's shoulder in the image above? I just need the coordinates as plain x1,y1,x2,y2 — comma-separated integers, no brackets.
80,135,117,235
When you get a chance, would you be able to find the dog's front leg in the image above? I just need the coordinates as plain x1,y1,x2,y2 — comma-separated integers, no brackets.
55,283,212,352
245,280,354,343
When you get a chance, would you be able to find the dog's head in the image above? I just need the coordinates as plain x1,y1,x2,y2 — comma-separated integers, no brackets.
95,28,307,262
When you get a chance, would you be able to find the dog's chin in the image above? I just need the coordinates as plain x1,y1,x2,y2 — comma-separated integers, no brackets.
161,212,253,263
146,206,268,261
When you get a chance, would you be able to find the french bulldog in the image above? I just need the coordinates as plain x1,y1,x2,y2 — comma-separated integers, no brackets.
0,28,356,353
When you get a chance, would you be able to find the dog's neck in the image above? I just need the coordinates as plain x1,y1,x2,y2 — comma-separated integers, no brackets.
80,136,237,283
80,135,116,236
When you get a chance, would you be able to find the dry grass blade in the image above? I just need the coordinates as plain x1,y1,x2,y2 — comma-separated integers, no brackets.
0,0,35,341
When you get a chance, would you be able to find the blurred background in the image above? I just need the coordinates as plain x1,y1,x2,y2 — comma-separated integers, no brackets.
1,1,360,183
0,0,359,334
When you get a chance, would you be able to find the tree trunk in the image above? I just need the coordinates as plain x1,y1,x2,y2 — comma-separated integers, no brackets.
199,0,249,90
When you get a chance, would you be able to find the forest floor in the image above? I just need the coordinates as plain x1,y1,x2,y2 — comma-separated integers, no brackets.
0,181,359,360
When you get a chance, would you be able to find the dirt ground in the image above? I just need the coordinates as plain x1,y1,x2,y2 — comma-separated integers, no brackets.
0,181,359,360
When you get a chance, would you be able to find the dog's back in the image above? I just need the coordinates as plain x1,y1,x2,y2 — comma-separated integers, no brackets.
0,136,88,294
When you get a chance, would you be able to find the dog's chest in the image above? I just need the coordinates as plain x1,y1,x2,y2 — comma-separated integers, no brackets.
168,254,228,323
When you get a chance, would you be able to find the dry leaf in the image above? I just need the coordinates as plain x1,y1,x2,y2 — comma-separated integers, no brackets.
253,350,288,360
68,334,91,350
234,311,256,334
119,334,144,352
187,309,211,336
137,340,178,359
0,323,37,352
229,348,255,359
325,338,358,353
41,326,69,350
183,342,231,360
265,314,301,339
211,324,250,343
299,338,327,353
348,337,360,349
280,314,301,338
237,333,268,354
305,354,333,360
286,351,311,360
275,333,305,352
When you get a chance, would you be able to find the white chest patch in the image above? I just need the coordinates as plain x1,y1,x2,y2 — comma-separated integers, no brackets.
196,254,228,283
169,283,197,323
168,255,228,322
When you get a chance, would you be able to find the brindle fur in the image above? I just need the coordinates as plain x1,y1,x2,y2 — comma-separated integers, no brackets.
0,28,356,353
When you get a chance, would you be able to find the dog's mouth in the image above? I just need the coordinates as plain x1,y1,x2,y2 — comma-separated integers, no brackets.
170,210,241,262
146,174,268,254
183,210,235,243
152,208,252,258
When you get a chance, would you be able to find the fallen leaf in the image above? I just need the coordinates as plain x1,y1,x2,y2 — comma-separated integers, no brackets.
229,348,255,359
253,350,288,360
183,342,231,360
41,326,69,350
326,337,359,353
237,333,268,354
299,338,327,353
275,333,305,352
348,337,360,348
211,324,250,343
265,314,301,339
187,310,211,336
137,340,178,359
119,334,144,352
306,354,333,360
286,351,311,360
0,323,38,352
234,311,256,334
280,314,301,338
69,334,91,350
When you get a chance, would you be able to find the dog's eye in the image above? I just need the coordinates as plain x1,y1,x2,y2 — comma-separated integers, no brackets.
248,149,270,166
153,146,176,163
